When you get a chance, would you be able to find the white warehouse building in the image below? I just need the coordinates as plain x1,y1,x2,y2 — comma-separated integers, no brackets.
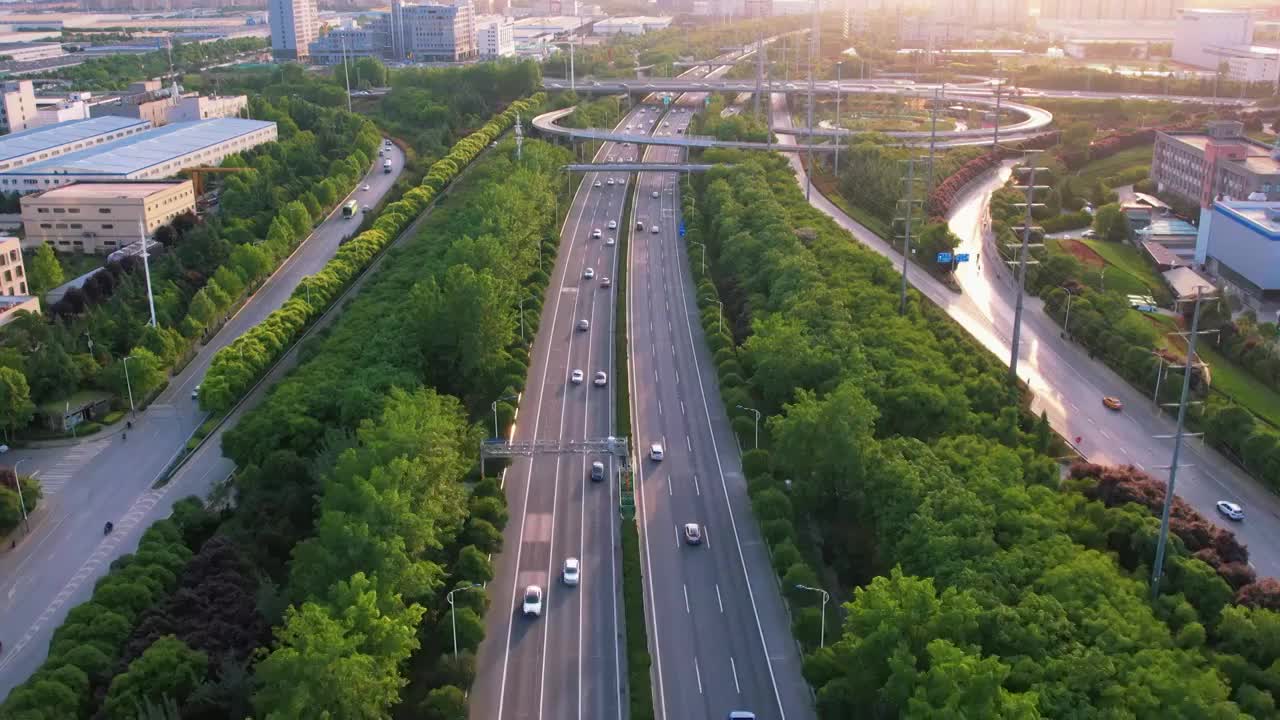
0,116,152,175
0,118,277,194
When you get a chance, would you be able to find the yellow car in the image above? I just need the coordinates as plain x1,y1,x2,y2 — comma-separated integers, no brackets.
1102,396,1124,411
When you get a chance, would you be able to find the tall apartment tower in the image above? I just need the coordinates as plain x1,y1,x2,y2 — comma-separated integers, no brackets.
269,0,318,60
0,81,37,135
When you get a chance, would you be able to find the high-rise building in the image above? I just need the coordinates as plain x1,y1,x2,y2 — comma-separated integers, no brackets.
0,81,37,135
475,15,516,58
344,0,477,63
269,0,319,60
744,0,771,18
1039,0,1184,21
1172,8,1254,70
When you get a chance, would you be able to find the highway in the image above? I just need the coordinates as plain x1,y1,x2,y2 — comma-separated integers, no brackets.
772,93,1280,579
627,81,814,720
0,143,406,697
471,107,637,720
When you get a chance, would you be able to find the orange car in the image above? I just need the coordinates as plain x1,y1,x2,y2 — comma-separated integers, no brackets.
1103,396,1124,411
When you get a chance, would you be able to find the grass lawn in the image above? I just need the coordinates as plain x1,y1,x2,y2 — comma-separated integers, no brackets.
1074,144,1153,187
811,170,893,239
1199,343,1280,430
1081,239,1172,305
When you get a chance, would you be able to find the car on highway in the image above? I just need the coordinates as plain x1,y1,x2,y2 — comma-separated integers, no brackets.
652,190,660,198
592,228,602,238
571,369,584,384
608,220,617,229
362,184,371,191
1082,229,1097,239
1217,500,1245,521
683,523,703,545
594,180,602,187
606,236,615,246
1102,396,1123,411
607,177,615,186
522,585,543,617
584,267,595,279
601,276,611,288
591,461,605,482
636,220,645,230
577,319,590,331
192,385,200,400
563,558,580,586
594,371,608,386
650,442,664,461
651,225,660,234
728,713,756,720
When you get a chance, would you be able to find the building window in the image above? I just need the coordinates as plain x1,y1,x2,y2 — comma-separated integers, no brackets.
98,208,111,214
52,207,64,213
102,223,113,229
39,222,50,228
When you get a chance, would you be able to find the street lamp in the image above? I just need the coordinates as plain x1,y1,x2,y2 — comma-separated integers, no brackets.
1059,284,1075,337
736,404,762,449
447,583,483,659
121,356,137,415
794,583,830,648
690,241,706,274
834,60,843,177
491,394,519,439
703,296,723,335
12,458,29,533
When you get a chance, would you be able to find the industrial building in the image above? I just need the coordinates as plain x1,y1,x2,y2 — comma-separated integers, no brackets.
1151,121,1280,207
21,180,196,255
1040,0,1182,21
1195,200,1280,301
269,0,319,59
308,0,478,64
0,79,35,134
1171,8,1278,84
0,42,63,63
0,118,277,193
475,15,515,57
593,16,673,35
0,116,152,174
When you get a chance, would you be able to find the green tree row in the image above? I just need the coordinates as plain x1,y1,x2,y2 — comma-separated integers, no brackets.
198,93,545,413
49,37,267,91
685,150,1276,717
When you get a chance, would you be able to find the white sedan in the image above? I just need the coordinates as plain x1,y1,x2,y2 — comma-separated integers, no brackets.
1216,500,1244,521
522,585,543,617
608,220,617,229
594,371,608,386
563,558,580,586
571,369,584,384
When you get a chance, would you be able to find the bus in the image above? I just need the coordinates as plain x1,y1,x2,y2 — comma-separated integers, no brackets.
342,199,359,219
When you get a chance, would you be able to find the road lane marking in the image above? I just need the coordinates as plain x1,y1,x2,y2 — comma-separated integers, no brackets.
1120,447,1129,456
731,656,741,693
686,436,692,451
668,476,672,496
684,584,690,613
658,400,663,416
681,400,686,416
1100,430,1112,440
675,369,680,384
695,657,704,694
674,524,681,549
694,474,701,496
716,583,724,613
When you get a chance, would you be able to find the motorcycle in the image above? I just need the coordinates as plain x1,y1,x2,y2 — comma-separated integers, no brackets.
103,522,113,535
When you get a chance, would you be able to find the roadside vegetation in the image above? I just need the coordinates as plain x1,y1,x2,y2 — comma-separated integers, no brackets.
44,37,266,91
682,149,1280,717
0,108,564,719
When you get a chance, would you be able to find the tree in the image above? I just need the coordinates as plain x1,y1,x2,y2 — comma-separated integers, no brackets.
419,685,466,720
25,244,64,299
102,635,208,719
104,348,165,403
0,367,35,438
1092,203,1127,242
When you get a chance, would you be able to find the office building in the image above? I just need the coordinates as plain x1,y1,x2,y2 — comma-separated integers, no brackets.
0,42,63,63
316,1,477,63
91,90,249,127
1152,121,1280,208
1172,8,1256,70
1039,0,1182,21
0,236,28,296
1195,200,1280,300
21,181,196,255
475,15,516,57
0,118,278,193
594,16,674,34
168,95,249,123
309,27,381,64
0,116,151,174
0,80,36,134
32,100,90,128
269,0,319,59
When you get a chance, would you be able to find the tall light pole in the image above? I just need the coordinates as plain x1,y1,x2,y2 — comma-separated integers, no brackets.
690,241,706,274
447,583,483,659
703,297,723,335
12,458,29,533
736,404,761,449
491,394,519,439
795,583,830,648
341,35,352,113
834,60,843,177
137,221,157,327
121,355,137,414
1008,163,1047,382
1059,284,1075,338
518,295,538,344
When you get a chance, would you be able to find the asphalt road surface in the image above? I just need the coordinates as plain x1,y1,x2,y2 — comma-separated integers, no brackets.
773,94,1280,580
628,95,814,720
0,142,405,697
471,108,635,720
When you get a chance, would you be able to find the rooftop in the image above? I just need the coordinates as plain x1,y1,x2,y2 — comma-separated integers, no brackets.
0,116,150,163
1163,131,1280,175
1138,217,1199,237
31,180,191,200
0,41,59,50
1163,266,1216,301
6,118,276,178
1215,200,1280,239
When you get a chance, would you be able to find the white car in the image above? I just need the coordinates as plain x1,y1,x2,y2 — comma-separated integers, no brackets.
606,236,615,246
584,267,595,279
651,225,660,234
607,177,615,186
650,443,664,461
617,176,627,183
577,319,590,331
594,180,602,188
608,220,617,229
522,585,543,617
1217,500,1245,521
594,371,608,386
362,184,370,191
592,229,602,239
571,369,584,384
600,276,612,288
191,385,200,400
563,558,580,586
651,190,660,199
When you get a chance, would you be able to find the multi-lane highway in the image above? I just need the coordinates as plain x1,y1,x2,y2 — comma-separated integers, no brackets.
627,91,814,720
472,107,638,720
0,143,406,696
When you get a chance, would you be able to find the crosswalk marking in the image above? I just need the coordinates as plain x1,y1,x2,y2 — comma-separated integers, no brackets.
34,439,109,497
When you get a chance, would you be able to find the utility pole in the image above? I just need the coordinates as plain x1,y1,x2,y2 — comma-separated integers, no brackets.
1151,288,1218,599
569,37,576,93
754,26,765,120
805,0,818,201
834,60,843,177
1007,161,1047,381
924,87,941,199
894,158,924,315
138,221,157,327
992,74,1003,151
341,36,352,114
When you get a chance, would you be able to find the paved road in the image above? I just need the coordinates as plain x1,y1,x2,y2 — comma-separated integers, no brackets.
471,108,635,720
0,142,406,697
628,83,814,720
773,94,1280,579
